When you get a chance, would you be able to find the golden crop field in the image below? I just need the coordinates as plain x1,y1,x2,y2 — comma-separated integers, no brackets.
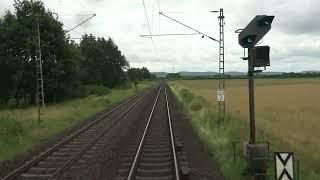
174,78,320,168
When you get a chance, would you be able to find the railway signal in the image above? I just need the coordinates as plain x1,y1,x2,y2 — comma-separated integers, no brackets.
238,15,274,48
237,15,275,180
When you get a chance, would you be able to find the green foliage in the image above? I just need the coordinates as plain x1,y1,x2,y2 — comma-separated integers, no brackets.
190,96,204,111
127,67,154,90
84,85,111,96
0,116,23,145
0,81,154,160
80,34,129,88
0,0,154,107
127,67,153,83
172,85,320,179
166,73,181,79
179,89,194,103
172,87,248,179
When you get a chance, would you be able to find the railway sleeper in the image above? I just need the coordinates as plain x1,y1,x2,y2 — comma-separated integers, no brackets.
139,161,171,169
139,156,171,163
28,167,57,174
19,173,52,180
141,151,171,158
143,147,170,153
38,161,64,167
136,167,172,176
135,175,173,180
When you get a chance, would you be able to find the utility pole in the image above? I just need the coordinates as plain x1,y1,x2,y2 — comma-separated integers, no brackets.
248,47,255,143
217,8,225,124
36,15,45,124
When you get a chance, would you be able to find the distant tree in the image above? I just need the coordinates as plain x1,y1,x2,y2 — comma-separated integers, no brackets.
166,73,182,80
141,67,151,79
127,68,141,90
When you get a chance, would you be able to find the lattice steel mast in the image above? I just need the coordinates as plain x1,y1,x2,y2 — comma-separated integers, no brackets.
36,16,45,124
218,8,225,124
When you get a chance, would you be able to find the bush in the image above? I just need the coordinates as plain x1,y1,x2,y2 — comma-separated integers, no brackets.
0,116,23,145
84,85,111,96
180,89,194,103
190,96,204,111
115,82,132,90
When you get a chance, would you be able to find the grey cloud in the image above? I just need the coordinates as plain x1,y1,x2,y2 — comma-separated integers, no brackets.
276,9,320,35
1,0,320,72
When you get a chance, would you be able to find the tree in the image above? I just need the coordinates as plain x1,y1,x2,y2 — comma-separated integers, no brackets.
0,0,82,104
0,0,151,107
127,68,141,90
79,34,129,88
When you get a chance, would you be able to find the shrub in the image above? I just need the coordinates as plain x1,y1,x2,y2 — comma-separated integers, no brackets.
84,85,111,96
190,96,204,111
179,89,194,103
115,82,132,90
0,116,23,145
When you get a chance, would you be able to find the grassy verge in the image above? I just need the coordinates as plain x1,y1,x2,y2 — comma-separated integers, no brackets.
0,81,154,160
170,82,320,180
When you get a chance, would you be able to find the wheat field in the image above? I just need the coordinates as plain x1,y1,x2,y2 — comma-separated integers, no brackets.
174,78,320,169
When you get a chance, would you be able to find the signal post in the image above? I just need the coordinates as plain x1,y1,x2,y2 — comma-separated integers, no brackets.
237,15,275,180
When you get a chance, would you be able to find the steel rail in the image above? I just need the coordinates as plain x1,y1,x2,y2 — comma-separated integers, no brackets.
52,93,148,179
2,87,152,180
126,87,162,180
165,86,180,180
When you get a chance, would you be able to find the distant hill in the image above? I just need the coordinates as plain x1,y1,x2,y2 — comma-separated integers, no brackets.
225,71,246,76
152,71,218,77
152,71,319,78
301,70,320,74
260,72,284,75
178,71,218,76
152,72,168,77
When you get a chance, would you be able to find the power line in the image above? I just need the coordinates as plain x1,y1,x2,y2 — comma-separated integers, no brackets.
140,33,200,37
42,13,96,48
8,58,26,105
159,11,219,42
151,0,155,32
156,0,160,32
141,0,157,53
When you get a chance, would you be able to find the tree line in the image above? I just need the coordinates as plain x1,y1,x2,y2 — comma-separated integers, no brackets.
166,72,320,80
0,0,154,107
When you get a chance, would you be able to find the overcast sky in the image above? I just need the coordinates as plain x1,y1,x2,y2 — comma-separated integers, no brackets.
1,0,320,72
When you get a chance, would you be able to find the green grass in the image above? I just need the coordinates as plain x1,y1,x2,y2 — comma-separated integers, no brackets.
0,81,154,160
170,81,320,180
170,83,247,179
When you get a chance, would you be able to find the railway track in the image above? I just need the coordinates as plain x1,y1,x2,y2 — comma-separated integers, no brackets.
115,85,182,180
2,86,159,180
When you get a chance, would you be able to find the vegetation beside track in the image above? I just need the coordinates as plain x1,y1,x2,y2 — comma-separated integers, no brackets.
0,81,154,161
169,80,320,179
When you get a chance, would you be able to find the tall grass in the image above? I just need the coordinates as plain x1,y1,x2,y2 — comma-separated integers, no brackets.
170,82,320,180
0,81,154,160
171,83,247,179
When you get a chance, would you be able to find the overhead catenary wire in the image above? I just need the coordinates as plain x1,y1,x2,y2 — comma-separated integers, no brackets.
8,58,26,105
140,33,200,37
151,0,155,31
156,0,160,32
41,13,96,48
141,0,157,54
159,11,219,42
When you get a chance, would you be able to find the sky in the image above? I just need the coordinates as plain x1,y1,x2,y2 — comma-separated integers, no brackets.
1,0,320,73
